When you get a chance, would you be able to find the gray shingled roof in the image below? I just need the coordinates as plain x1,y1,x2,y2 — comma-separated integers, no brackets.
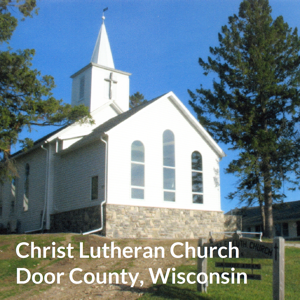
226,200,300,226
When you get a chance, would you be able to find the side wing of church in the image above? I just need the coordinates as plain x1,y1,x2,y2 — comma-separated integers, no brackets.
0,16,225,238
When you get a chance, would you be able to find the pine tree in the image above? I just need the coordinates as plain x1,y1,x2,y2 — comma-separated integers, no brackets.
0,1,93,182
189,0,300,238
129,92,147,109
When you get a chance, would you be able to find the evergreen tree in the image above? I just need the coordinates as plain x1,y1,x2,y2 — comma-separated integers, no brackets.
0,1,92,182
189,0,300,237
130,92,147,109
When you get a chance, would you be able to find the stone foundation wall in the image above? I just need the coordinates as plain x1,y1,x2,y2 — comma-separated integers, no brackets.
105,204,224,238
224,215,242,232
50,205,101,233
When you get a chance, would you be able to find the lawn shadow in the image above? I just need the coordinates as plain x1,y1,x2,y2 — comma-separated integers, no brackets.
144,284,216,299
110,283,216,299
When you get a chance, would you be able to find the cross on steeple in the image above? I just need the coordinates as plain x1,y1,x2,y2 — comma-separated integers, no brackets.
105,72,117,99
103,7,108,15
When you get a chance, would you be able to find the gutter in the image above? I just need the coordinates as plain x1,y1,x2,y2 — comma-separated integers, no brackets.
25,143,49,234
82,134,108,235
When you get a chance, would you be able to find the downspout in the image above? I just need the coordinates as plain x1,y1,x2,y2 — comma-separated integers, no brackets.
25,143,49,233
83,134,108,235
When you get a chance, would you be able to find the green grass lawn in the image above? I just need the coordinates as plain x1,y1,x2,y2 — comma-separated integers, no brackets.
140,246,300,300
0,234,66,299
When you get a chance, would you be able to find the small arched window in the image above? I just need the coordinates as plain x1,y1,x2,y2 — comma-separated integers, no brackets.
23,164,30,211
131,141,145,199
191,151,203,203
163,130,175,201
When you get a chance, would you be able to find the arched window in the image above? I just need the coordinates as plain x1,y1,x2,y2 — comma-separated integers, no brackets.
23,164,30,211
131,141,145,199
163,130,175,201
191,151,203,203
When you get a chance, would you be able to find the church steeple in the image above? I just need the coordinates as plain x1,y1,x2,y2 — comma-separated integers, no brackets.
71,14,130,113
91,16,115,68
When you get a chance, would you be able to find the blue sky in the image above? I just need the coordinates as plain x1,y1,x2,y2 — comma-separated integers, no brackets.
4,0,300,212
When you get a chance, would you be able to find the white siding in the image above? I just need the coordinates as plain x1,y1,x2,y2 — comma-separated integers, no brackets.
0,148,47,233
90,66,130,112
71,64,130,113
106,96,222,212
53,140,105,213
71,67,92,108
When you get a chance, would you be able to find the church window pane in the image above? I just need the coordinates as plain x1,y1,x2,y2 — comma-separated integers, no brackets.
282,223,289,237
91,176,98,200
191,151,203,204
192,172,203,193
131,164,144,186
192,151,202,171
164,191,175,202
163,130,175,201
132,188,144,199
23,164,29,211
163,130,175,167
193,194,203,204
275,223,281,236
79,76,85,101
11,178,17,215
163,168,175,190
131,141,144,162
131,141,145,199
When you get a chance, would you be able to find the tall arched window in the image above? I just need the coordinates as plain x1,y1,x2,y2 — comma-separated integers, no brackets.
163,130,175,201
131,141,145,199
191,151,203,203
23,164,30,211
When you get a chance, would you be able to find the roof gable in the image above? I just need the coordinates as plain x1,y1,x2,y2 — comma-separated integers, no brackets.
60,92,225,157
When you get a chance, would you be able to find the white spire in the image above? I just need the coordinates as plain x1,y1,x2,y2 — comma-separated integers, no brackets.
91,16,115,68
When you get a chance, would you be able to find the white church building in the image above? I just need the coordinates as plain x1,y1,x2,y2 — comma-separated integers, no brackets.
0,17,225,238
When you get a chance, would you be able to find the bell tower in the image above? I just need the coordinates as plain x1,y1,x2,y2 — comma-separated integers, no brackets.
71,15,130,113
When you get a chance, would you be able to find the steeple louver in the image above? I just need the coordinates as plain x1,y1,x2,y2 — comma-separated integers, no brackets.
91,17,115,69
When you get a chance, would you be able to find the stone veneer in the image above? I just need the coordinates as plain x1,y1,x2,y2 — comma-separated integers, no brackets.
50,205,101,233
105,204,224,238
